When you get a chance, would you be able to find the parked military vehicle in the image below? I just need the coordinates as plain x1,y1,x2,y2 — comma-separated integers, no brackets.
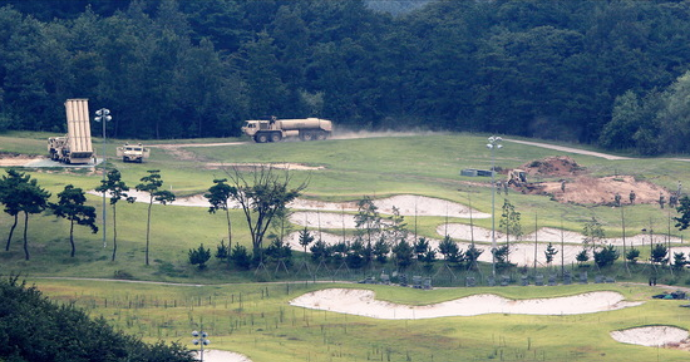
48,99,94,164
241,117,333,143
116,143,150,163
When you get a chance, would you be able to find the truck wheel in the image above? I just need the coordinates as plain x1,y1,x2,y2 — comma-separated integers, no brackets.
270,132,282,142
255,133,269,143
316,131,327,140
301,132,314,141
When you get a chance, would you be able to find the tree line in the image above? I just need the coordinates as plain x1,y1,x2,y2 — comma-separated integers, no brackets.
1,1,690,154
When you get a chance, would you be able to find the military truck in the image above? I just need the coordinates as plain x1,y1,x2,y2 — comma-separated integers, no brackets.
48,99,94,164
241,117,333,143
116,143,150,163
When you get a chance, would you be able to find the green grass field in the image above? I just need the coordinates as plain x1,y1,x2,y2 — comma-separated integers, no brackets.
2,131,690,361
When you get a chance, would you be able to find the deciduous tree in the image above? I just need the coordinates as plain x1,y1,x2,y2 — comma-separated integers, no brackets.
499,199,522,265
224,166,306,262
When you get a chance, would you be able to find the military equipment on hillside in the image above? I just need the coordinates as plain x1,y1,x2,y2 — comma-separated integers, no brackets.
116,143,150,163
507,169,528,186
506,168,546,193
47,99,94,164
241,117,333,143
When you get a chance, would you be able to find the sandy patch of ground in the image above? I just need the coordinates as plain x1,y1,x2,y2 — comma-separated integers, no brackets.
439,223,682,246
545,175,669,205
610,326,689,347
205,162,325,171
290,195,489,218
505,140,632,160
95,192,487,220
0,152,45,166
194,350,252,362
500,155,670,205
289,288,642,320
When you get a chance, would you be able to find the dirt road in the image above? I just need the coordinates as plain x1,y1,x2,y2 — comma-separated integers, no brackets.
504,139,633,160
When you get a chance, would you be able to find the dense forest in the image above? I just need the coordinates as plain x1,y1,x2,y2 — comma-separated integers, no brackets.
0,277,194,362
1,0,690,154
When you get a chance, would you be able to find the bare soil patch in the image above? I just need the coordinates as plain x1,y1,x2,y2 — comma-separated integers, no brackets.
0,152,45,167
505,156,669,205
545,175,667,205
519,155,585,177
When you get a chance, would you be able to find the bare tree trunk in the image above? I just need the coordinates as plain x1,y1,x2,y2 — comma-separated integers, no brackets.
5,214,17,251
146,198,153,266
225,208,232,251
70,219,75,257
23,212,29,260
112,205,118,262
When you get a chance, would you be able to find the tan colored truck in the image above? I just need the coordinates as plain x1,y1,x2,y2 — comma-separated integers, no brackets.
116,143,150,163
48,99,94,164
241,117,333,143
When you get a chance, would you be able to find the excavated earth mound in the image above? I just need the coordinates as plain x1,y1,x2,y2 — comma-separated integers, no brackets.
520,156,584,177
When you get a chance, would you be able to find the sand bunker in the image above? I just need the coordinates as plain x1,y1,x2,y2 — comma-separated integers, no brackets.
610,326,689,347
205,162,324,170
196,350,252,362
283,230,690,267
289,289,642,320
290,195,489,218
440,223,684,246
90,191,487,220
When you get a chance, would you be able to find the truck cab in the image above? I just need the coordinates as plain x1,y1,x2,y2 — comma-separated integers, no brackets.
241,120,271,136
241,119,282,143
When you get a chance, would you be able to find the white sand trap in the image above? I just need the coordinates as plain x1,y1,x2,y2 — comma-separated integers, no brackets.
440,223,683,246
194,349,252,362
289,289,643,320
611,326,689,347
206,162,324,170
87,192,487,220
289,195,489,218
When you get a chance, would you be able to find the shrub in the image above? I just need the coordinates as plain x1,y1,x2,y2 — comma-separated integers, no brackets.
188,244,211,269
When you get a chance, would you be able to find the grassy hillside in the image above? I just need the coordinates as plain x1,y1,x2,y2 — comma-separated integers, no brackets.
2,132,690,360
28,278,690,362
0,132,688,281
